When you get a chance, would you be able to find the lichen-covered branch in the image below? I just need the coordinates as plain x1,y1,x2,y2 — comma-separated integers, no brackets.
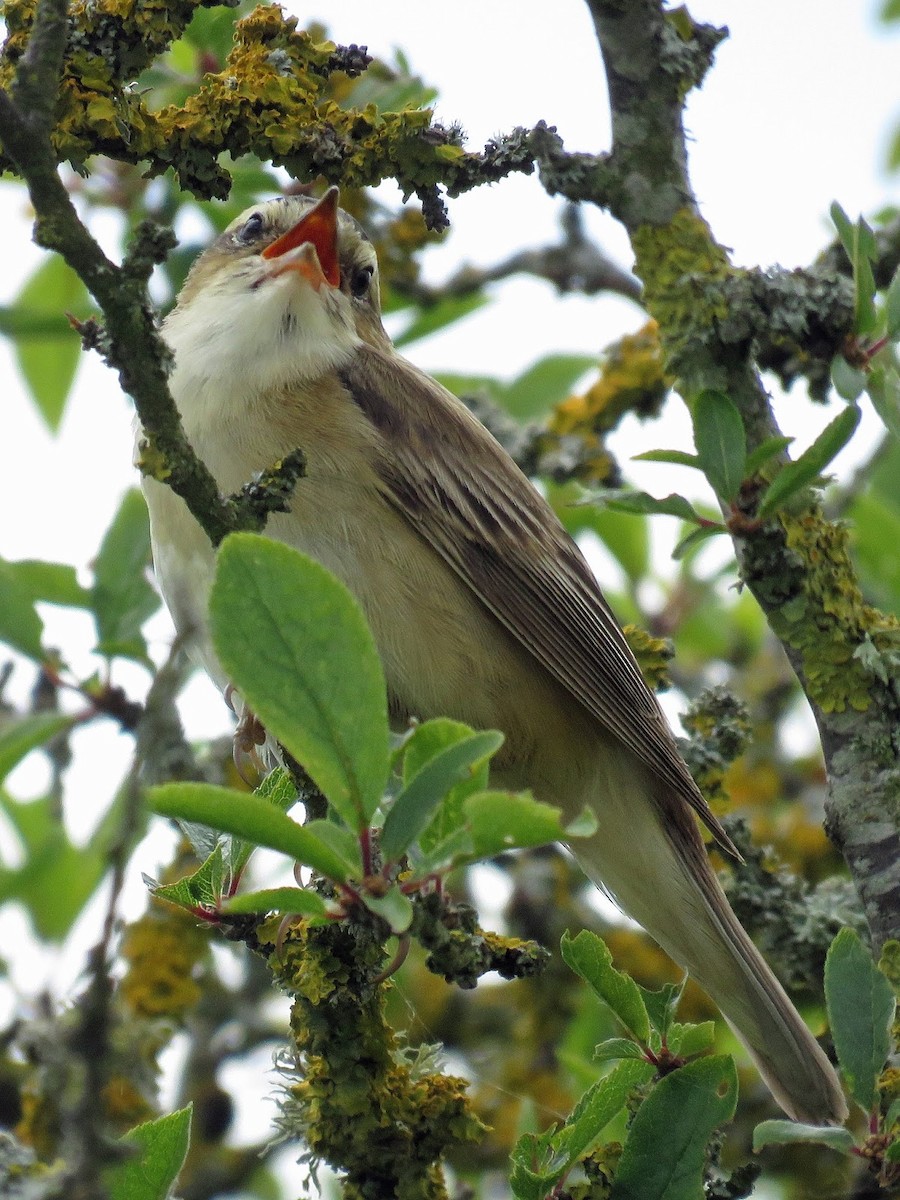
574,0,900,945
0,0,309,548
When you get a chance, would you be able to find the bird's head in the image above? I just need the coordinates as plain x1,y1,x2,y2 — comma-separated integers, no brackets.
164,188,388,399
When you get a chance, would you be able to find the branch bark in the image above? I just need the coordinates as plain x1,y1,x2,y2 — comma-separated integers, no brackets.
575,0,899,946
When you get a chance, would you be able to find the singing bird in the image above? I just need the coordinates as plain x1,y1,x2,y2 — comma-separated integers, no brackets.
141,188,847,1125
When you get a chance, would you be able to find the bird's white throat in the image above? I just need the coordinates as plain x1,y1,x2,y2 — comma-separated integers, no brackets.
162,265,360,434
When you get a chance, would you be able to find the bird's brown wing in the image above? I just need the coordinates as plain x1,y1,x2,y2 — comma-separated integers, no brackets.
339,344,737,857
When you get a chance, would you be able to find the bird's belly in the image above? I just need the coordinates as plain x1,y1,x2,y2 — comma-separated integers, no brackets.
144,432,599,806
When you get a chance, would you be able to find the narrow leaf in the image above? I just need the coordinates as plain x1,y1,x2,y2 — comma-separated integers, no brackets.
561,930,650,1043
752,1119,856,1155
632,449,701,468
223,886,329,918
757,405,861,517
672,524,726,561
502,354,597,420
209,535,390,830
149,783,355,882
380,729,504,862
885,268,900,339
104,1105,192,1200
394,293,489,349
830,202,855,261
825,927,895,1111
610,1056,738,1200
692,390,746,501
587,489,704,523
743,435,794,478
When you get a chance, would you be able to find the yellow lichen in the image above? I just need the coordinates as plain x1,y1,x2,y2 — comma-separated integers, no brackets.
771,510,900,714
622,623,673,692
119,904,207,1019
631,209,732,390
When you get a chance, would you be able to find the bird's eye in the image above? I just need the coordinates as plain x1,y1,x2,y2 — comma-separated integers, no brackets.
349,264,375,299
236,212,264,243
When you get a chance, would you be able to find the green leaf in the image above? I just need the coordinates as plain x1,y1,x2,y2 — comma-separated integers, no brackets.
6,560,91,608
222,886,329,918
632,449,702,469
672,524,726,561
502,355,597,421
831,355,867,402
464,791,597,859
220,767,304,881
105,1105,192,1200
0,558,45,659
509,1126,560,1200
743,435,794,478
830,205,878,334
149,783,356,882
830,202,855,260
561,930,650,1043
752,1119,856,1155
593,1038,647,1064
393,293,489,349
361,886,414,933
885,1138,900,1163
637,980,685,1037
610,1056,738,1200
692,390,746,501
0,787,113,940
13,255,90,431
209,535,390,830
757,405,861,517
431,372,502,404
399,718,491,854
825,927,895,1111
668,1020,716,1058
868,365,900,441
91,490,159,663
557,1059,655,1169
152,844,228,912
380,729,504,862
885,269,900,339
587,489,704,523
0,713,71,783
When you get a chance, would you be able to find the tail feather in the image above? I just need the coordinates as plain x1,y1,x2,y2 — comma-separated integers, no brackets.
571,758,847,1125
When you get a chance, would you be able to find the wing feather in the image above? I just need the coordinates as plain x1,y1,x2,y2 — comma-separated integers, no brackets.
339,345,737,856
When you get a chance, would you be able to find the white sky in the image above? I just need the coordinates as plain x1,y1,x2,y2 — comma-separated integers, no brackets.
0,0,897,1039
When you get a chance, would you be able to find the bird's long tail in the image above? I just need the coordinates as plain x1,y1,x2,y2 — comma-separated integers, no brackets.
571,755,848,1126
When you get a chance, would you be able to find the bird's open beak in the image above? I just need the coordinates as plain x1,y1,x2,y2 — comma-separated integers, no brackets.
261,187,341,290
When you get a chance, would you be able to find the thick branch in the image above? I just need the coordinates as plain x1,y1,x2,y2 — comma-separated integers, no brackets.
584,0,900,945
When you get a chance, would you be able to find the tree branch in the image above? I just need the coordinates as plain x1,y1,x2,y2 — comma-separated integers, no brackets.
582,0,900,946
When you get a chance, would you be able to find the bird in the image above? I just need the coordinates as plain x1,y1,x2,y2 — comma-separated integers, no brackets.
140,186,848,1126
